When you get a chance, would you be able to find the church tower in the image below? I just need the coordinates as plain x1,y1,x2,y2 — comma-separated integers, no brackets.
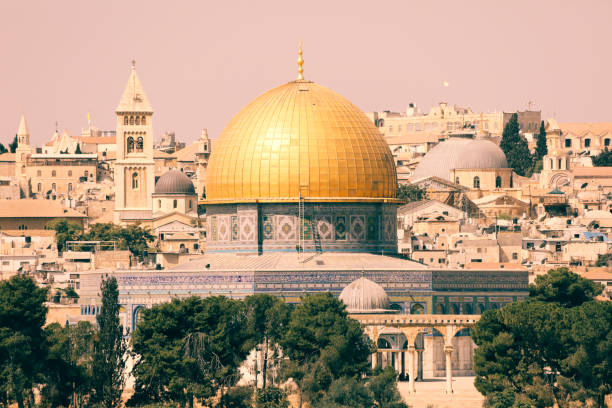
114,62,155,224
15,114,33,197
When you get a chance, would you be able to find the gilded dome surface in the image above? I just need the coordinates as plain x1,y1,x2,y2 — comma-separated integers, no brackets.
339,277,390,313
412,137,508,181
206,80,397,202
154,170,196,195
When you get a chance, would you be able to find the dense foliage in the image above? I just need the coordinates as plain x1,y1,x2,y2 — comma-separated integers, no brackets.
47,221,155,257
9,135,18,153
500,113,533,176
533,120,548,163
591,147,612,167
472,267,610,408
396,183,427,202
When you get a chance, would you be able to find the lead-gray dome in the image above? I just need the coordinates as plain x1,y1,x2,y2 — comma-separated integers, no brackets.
339,277,390,313
412,138,508,181
154,170,196,195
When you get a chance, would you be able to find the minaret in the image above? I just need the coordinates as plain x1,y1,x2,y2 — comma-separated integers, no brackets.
195,129,211,199
17,114,30,147
114,61,155,224
15,114,33,197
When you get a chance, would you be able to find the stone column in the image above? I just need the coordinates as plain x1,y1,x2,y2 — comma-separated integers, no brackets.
417,349,424,381
407,345,416,393
444,345,454,394
394,351,400,373
371,352,378,370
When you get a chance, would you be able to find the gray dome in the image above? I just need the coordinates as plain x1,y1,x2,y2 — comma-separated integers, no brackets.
412,138,508,181
154,170,196,195
339,277,389,313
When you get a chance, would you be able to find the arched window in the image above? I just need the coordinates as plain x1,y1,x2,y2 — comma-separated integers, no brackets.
605,138,610,147
478,303,486,314
141,116,146,125
52,170,56,177
558,159,562,169
455,177,460,185
37,183,41,192
463,303,473,314
584,138,590,148
188,200,192,209
495,176,502,188
435,303,445,314
68,183,73,192
173,199,177,209
158,199,162,209
135,116,140,125
510,175,513,188
410,303,425,315
52,183,56,191
452,303,461,314
127,137,134,153
550,158,554,169
68,170,72,177
473,176,480,189
136,137,144,152
129,116,134,125
124,116,128,125
132,172,139,189
37,170,41,177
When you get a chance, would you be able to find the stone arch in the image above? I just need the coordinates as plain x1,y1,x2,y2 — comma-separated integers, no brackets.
410,303,425,315
549,172,571,189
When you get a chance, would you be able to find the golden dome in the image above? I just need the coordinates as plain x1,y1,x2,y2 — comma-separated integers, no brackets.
206,80,397,203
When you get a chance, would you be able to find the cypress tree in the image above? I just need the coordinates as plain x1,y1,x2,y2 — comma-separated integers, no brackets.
534,120,548,161
500,113,532,176
9,135,18,153
92,276,127,408
75,143,82,154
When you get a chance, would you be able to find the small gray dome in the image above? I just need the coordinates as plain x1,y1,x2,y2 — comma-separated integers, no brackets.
339,277,389,313
154,170,195,195
412,138,508,181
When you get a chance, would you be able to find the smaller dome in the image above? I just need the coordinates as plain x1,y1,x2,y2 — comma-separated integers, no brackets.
339,277,390,313
154,170,195,195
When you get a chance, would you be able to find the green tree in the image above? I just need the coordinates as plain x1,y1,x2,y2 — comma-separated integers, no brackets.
529,267,602,307
129,296,251,407
0,275,48,408
280,293,374,406
216,386,253,408
368,366,409,408
318,376,374,408
0,143,7,154
255,386,289,408
92,276,127,408
591,147,612,167
9,135,18,153
75,143,82,154
83,223,155,258
244,294,290,388
534,121,548,162
46,219,84,252
472,268,610,408
396,183,427,202
500,113,532,176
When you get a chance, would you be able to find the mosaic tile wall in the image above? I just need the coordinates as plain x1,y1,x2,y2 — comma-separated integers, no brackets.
206,203,398,253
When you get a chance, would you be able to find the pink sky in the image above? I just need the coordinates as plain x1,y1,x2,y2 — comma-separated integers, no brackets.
1,0,611,147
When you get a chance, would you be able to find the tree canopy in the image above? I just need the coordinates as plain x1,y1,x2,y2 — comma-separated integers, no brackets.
9,135,18,153
472,267,610,408
534,121,548,163
591,147,612,167
500,113,533,176
396,183,427,202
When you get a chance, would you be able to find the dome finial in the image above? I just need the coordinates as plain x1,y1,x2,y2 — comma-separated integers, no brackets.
131,60,136,71
297,40,304,80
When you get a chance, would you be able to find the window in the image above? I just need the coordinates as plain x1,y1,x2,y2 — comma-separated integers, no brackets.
135,116,140,125
512,252,518,260
558,159,563,169
124,116,129,125
68,183,72,192
584,138,590,148
550,158,554,169
84,170,88,178
127,136,134,153
173,199,177,209
565,139,571,148
52,183,56,191
132,172,139,189
194,243,199,250
52,170,56,177
158,199,162,209
510,175,513,188
495,176,502,188
37,183,41,192
37,170,41,177
141,116,146,125
129,116,134,125
473,176,480,189
605,138,610,147
136,137,144,152
68,170,72,177
188,200,192,209
455,177,460,184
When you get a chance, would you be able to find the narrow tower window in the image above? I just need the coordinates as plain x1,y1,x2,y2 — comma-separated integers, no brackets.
127,137,134,153
129,116,134,125
136,137,144,152
495,176,502,188
141,116,146,125
132,172,139,189
124,116,129,125
135,116,140,125
473,176,480,189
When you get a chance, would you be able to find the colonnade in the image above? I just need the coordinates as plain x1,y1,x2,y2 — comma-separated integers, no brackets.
353,314,480,395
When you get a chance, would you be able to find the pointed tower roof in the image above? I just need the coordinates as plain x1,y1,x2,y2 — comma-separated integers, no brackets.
116,61,153,113
17,114,29,137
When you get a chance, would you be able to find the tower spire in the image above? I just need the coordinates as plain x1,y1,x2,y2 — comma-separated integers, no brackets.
297,40,304,80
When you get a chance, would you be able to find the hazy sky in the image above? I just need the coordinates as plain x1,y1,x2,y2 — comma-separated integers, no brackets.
1,0,611,146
